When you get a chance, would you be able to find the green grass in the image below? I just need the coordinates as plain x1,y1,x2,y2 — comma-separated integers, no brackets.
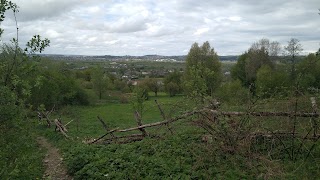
35,93,320,179
0,119,45,179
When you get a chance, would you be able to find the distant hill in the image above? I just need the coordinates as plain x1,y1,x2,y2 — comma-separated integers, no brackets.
40,54,238,62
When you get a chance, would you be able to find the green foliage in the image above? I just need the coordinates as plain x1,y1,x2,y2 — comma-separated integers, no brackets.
41,95,320,179
231,39,275,90
256,65,290,98
63,134,268,179
164,70,183,97
144,78,161,96
25,35,50,54
231,53,248,86
91,66,109,100
0,120,44,179
27,62,89,108
184,66,209,102
297,53,320,91
0,1,18,37
0,86,19,123
132,85,149,116
217,79,249,104
184,41,222,100
0,44,32,101
284,38,303,80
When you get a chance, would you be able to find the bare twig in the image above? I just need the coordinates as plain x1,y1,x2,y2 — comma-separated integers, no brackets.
155,100,173,134
64,119,74,127
54,119,69,138
134,111,148,136
89,128,119,144
97,116,108,130
310,97,318,138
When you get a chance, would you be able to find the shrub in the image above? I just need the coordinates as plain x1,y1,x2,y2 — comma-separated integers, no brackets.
216,79,249,105
0,86,19,123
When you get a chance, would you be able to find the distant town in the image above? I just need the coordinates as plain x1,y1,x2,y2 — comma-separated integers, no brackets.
40,54,239,62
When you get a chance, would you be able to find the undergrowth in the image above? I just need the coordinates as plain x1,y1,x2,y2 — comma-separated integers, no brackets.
0,119,45,179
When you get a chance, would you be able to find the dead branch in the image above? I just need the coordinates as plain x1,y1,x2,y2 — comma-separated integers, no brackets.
155,100,174,134
119,109,200,133
102,134,145,142
155,100,166,120
64,119,74,127
54,119,69,138
97,116,108,131
37,105,55,127
310,97,319,138
209,110,319,118
89,128,119,144
134,111,148,136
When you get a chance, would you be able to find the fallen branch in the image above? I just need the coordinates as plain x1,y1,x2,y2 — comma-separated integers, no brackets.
155,99,173,134
134,111,148,136
54,119,69,138
310,97,319,138
119,109,199,133
209,110,320,118
89,128,119,144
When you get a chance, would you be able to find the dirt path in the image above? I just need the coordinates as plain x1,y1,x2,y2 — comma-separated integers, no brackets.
37,137,72,180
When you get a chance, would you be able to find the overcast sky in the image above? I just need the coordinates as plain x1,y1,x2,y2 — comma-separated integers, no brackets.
1,0,319,56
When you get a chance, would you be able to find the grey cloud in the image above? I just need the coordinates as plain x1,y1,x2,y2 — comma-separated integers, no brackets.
9,0,79,22
1,0,320,56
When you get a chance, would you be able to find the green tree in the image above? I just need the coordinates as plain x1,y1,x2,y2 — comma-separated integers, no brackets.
0,86,19,123
284,38,303,80
28,62,89,108
184,41,222,100
164,71,182,97
0,0,50,108
91,66,109,100
297,53,320,90
231,53,248,86
255,65,290,98
144,78,161,97
216,79,248,105
231,39,275,92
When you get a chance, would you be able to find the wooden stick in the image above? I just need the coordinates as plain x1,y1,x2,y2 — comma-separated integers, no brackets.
64,119,74,127
89,128,119,144
103,134,144,141
310,97,319,138
54,119,69,138
134,111,147,136
155,99,174,134
119,110,199,132
155,100,166,120
209,110,320,118
97,116,108,130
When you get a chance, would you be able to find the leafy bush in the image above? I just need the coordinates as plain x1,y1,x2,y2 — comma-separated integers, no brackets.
256,65,290,98
0,120,44,179
217,79,249,105
0,86,19,123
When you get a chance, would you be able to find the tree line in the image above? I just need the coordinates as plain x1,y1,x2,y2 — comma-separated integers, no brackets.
1,0,320,124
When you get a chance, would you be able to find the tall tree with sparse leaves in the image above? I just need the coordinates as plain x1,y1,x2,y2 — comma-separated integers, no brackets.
284,38,303,80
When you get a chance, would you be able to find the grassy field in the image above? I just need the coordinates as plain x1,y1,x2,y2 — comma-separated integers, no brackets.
32,93,319,179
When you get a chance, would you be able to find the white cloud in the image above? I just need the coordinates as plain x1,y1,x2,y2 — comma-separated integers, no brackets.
228,16,242,21
0,0,319,55
194,28,210,36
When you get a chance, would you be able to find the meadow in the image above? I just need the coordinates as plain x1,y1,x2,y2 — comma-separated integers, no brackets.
37,93,320,179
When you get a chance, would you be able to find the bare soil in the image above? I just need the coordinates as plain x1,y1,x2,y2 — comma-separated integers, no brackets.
37,136,72,180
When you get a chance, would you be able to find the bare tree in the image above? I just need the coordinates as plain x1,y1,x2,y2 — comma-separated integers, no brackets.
250,39,281,63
